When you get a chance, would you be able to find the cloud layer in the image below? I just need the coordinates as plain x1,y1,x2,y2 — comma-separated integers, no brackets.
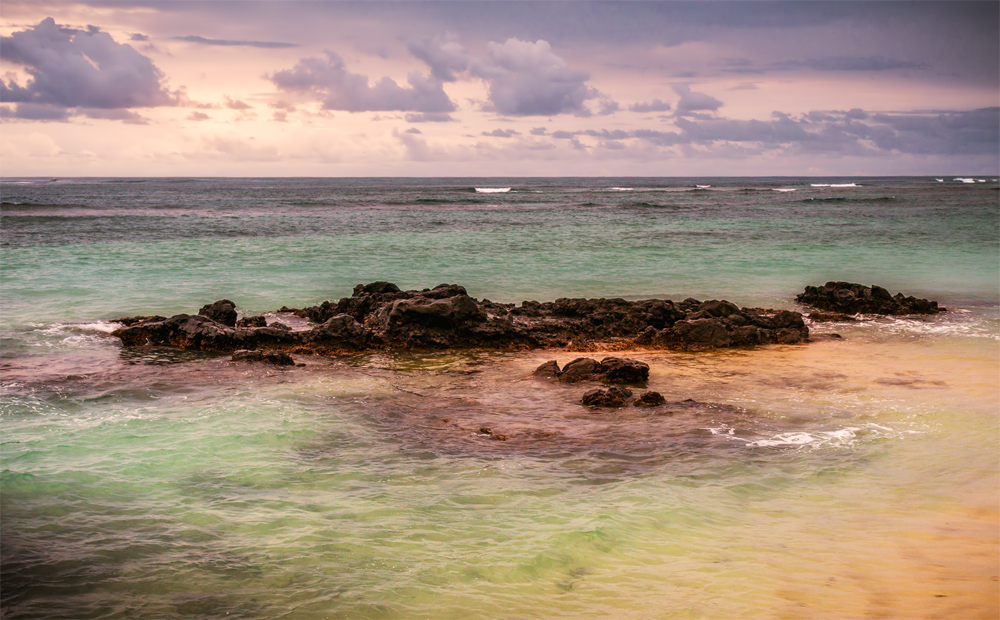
1,17,177,115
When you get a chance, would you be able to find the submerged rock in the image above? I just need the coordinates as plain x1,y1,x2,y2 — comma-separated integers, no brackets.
581,386,633,408
231,349,294,365
633,391,666,407
112,281,811,356
807,311,856,323
796,282,944,315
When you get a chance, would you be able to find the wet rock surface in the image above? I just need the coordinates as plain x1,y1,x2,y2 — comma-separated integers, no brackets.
797,282,944,315
581,386,633,408
633,391,666,407
534,357,650,385
231,349,295,365
112,281,811,356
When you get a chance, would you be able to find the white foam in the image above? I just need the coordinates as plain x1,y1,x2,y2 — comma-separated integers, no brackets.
810,184,831,187
935,178,944,182
953,177,976,183
830,183,859,187
772,188,796,192
604,187,633,191
475,187,510,193
695,185,711,189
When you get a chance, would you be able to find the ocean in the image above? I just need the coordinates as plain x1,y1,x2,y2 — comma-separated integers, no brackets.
1,177,998,618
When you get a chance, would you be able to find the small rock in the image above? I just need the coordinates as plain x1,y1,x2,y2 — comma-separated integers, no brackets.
599,357,649,385
533,360,562,379
633,391,666,407
231,349,294,365
478,427,507,441
199,300,238,327
559,357,601,383
236,315,267,328
581,386,633,408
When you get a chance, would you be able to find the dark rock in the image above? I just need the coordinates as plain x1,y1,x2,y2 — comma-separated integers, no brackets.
112,282,812,356
236,315,267,328
633,391,666,407
268,322,291,331
796,282,944,315
198,300,238,327
478,427,507,441
581,386,633,408
558,358,601,383
533,360,561,379
232,349,294,365
598,357,649,385
113,315,166,327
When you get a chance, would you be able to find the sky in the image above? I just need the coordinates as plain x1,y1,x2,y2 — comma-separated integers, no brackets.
1,1,998,176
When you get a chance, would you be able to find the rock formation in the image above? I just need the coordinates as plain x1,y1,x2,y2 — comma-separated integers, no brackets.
796,282,944,315
112,281,811,356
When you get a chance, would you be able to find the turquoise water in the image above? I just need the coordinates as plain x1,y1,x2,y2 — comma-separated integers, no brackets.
2,178,998,618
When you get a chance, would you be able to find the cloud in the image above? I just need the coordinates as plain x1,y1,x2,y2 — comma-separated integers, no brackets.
407,34,468,82
530,127,547,135
672,84,723,116
187,111,210,121
0,103,71,121
405,112,455,123
482,128,520,138
0,17,178,114
270,52,455,113
224,96,251,110
173,35,297,49
129,33,149,42
404,127,422,134
779,56,926,72
629,99,672,113
470,38,594,116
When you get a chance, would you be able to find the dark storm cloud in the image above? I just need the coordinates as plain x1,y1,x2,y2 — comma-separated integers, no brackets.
0,103,71,121
269,52,455,113
173,35,297,49
0,17,178,112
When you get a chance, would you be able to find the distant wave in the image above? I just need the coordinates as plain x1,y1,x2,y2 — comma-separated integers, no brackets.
772,188,797,192
474,187,511,193
810,183,859,188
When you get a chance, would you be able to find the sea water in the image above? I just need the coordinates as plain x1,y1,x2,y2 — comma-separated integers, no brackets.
1,178,998,618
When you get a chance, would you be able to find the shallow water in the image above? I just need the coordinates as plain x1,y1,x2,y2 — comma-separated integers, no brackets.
2,177,998,618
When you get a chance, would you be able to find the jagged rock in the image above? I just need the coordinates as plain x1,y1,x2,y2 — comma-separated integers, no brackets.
633,391,666,407
581,386,633,408
268,322,291,331
478,427,507,441
232,349,294,365
559,357,602,383
533,360,561,379
596,357,649,385
796,282,944,315
198,300,238,327
112,281,812,356
113,315,166,327
236,315,267,328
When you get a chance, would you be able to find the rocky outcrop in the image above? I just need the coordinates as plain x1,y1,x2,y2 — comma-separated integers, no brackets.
796,282,944,315
231,349,295,365
581,386,633,408
534,357,650,385
112,282,810,356
633,391,666,407
199,300,237,327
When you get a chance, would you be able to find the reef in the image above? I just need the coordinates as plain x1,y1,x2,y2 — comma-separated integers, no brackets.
111,281,811,356
796,282,945,315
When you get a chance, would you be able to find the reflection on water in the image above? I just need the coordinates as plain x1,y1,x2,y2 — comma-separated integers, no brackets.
2,326,997,619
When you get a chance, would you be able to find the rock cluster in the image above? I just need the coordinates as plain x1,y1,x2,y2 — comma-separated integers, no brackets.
796,282,944,315
112,281,810,356
534,357,649,385
231,349,295,366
